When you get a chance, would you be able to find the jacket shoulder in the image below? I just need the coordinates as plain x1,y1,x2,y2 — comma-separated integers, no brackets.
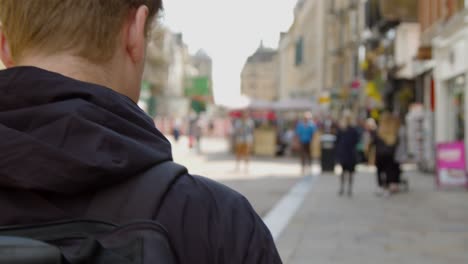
157,173,281,263
161,173,248,213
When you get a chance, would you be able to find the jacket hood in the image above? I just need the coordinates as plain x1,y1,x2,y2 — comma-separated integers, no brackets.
0,66,172,195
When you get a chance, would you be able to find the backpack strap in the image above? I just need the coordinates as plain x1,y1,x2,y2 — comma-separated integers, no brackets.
85,161,187,224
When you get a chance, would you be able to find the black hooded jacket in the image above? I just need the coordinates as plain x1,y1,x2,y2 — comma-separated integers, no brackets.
0,66,282,263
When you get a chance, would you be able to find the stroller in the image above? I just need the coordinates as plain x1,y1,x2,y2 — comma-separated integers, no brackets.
377,163,409,193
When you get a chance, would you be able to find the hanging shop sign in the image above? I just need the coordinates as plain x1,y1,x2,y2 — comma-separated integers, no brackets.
365,81,382,102
319,95,331,104
436,142,468,189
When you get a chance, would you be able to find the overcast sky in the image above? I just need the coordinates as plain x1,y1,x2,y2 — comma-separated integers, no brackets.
161,0,297,105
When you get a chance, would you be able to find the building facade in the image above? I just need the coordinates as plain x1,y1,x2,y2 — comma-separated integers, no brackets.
277,32,296,101
360,0,467,171
324,0,367,116
361,0,419,117
431,0,468,167
140,28,192,118
191,49,213,78
241,42,278,101
185,49,214,113
140,26,168,116
412,0,449,172
277,0,327,102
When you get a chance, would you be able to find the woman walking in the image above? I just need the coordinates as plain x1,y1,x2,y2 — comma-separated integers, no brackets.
373,113,401,195
336,113,360,197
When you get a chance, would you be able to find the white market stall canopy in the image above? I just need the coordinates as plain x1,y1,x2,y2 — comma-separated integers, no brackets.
219,96,318,111
220,95,274,110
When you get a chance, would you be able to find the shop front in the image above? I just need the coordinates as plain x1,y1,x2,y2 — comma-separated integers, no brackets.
411,57,436,172
433,25,468,184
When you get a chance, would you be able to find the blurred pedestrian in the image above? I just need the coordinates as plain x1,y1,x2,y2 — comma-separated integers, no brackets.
172,118,182,143
355,119,367,164
336,112,360,197
295,112,317,175
395,121,408,165
282,125,296,156
187,113,198,149
363,118,378,166
394,120,409,190
195,119,203,153
208,119,215,136
372,112,401,196
234,112,254,173
322,115,338,135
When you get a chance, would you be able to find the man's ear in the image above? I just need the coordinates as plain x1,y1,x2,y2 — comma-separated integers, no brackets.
0,28,14,67
125,5,149,64
0,31,14,67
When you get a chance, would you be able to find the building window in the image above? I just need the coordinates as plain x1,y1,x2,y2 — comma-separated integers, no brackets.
295,37,304,66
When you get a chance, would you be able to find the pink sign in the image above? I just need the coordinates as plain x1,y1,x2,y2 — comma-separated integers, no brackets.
436,142,467,188
351,80,361,90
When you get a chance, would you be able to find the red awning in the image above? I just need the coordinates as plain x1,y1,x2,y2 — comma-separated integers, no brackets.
229,110,277,120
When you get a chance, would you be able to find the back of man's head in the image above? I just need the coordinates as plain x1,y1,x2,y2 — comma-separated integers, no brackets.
0,0,162,63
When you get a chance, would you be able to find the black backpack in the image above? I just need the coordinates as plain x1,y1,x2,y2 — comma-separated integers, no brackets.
0,161,186,264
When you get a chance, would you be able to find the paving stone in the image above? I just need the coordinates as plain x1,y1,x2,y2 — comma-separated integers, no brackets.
277,170,468,264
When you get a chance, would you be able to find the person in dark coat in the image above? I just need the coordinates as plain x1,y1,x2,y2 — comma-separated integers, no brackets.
335,113,360,197
371,113,401,196
0,1,282,263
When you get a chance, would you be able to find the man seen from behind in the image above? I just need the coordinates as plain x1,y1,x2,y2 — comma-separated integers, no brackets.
0,1,282,263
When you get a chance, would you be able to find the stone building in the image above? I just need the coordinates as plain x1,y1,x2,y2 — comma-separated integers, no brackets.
185,49,214,113
140,28,191,117
277,0,327,102
241,42,278,101
324,0,367,113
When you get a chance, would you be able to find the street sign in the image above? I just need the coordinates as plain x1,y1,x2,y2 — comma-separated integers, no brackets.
185,76,211,97
351,79,361,90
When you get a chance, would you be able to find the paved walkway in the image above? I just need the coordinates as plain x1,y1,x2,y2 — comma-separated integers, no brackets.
276,168,468,264
167,136,468,263
169,136,302,217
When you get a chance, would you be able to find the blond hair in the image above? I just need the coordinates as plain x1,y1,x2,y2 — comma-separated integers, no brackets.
378,112,400,145
0,0,162,63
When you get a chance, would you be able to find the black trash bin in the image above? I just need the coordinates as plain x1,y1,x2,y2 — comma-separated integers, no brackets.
320,134,336,172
